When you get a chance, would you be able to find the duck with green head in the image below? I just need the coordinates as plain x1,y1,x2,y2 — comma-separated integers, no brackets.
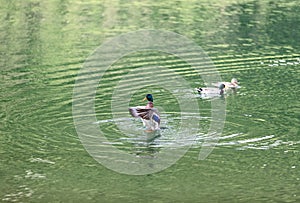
144,94,154,108
196,84,226,98
129,94,160,131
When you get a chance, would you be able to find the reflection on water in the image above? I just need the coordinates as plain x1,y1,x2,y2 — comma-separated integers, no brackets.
1,0,300,202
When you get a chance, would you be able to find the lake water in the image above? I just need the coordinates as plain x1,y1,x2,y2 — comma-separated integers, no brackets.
1,0,299,202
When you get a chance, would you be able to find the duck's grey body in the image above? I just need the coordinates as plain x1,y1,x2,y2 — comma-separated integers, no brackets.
196,84,225,99
212,78,239,89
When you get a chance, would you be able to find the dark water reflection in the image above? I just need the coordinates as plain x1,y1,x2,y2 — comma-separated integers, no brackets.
0,0,299,202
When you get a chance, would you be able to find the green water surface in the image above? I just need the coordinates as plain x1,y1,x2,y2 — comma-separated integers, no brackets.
0,0,299,202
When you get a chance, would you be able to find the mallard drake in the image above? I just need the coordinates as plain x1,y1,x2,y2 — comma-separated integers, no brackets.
213,78,239,89
196,84,225,98
129,94,160,131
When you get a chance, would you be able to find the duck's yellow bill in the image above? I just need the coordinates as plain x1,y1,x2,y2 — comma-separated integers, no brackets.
142,97,147,101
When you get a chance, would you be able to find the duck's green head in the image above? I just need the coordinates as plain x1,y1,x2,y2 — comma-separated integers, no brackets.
219,84,225,90
144,94,153,102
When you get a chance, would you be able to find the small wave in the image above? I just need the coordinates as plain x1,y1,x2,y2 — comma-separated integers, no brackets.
201,135,275,147
237,139,300,151
2,185,34,202
29,157,55,164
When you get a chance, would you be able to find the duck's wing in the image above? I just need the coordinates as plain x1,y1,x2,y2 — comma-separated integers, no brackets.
129,107,160,124
148,108,160,124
